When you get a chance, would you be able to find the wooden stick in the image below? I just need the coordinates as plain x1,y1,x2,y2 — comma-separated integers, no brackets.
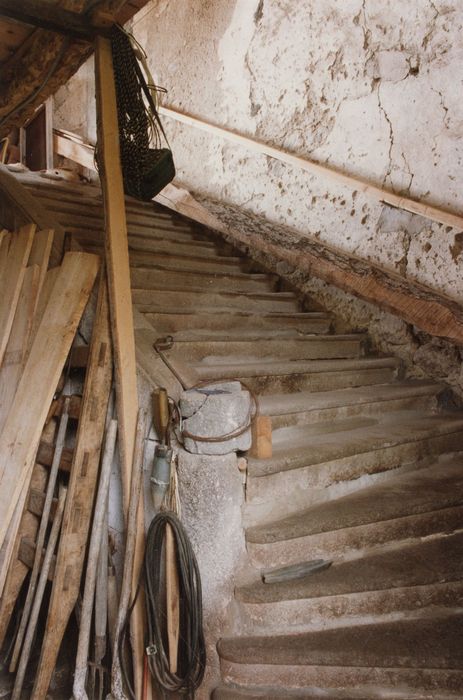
73,418,118,700
165,523,180,674
32,276,112,700
110,410,147,700
159,105,463,232
0,464,48,649
11,483,67,700
9,397,70,672
0,251,99,551
94,35,148,700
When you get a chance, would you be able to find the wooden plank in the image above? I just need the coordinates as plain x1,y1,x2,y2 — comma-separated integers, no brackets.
166,524,180,674
249,415,272,459
0,165,65,265
0,251,99,551
54,132,95,170
157,184,463,346
0,265,40,431
94,36,148,699
159,105,463,232
0,223,35,366
32,278,113,700
27,227,54,316
0,0,106,39
0,463,48,649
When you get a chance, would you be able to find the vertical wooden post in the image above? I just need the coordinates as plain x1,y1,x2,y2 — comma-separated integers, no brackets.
94,35,149,700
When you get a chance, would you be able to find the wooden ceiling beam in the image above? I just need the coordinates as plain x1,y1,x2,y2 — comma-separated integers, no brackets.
0,0,99,40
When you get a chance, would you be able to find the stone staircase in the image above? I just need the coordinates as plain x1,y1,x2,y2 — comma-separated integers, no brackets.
19,172,463,699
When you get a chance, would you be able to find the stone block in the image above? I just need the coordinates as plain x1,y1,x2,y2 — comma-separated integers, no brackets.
180,383,252,455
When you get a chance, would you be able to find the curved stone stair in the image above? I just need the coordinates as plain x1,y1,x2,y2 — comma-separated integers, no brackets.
19,172,463,699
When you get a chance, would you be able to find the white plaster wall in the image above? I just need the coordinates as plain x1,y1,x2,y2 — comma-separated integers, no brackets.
127,0,463,301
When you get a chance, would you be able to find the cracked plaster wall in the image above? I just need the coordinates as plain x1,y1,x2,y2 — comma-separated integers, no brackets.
127,0,463,302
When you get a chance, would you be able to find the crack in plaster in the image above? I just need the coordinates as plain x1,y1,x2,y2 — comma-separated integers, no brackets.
377,85,395,188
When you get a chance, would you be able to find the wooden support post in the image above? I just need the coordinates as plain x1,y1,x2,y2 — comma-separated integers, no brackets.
250,415,272,459
32,278,113,700
94,35,149,700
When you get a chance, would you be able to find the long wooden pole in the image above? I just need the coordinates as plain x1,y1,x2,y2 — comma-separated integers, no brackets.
94,35,149,700
158,106,463,232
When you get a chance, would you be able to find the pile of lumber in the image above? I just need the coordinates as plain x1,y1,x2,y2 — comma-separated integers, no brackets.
0,224,122,697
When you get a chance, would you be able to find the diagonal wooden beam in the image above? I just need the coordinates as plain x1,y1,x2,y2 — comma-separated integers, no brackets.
0,0,97,40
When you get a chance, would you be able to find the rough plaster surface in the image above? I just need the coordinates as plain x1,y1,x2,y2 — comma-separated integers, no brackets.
56,1,463,303
177,450,246,697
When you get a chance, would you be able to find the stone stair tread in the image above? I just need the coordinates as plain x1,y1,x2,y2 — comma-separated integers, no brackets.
130,265,273,282
247,410,463,478
259,381,443,417
237,531,463,602
247,461,463,544
218,613,463,668
210,686,441,699
193,356,399,379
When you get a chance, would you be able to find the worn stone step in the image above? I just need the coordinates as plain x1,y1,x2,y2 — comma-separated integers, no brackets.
193,357,399,394
168,334,364,364
235,577,463,636
69,222,214,245
238,530,463,608
246,461,463,567
245,413,463,512
248,411,463,478
127,234,237,259
144,311,332,335
130,266,277,293
133,288,301,314
128,248,246,273
212,683,455,699
260,381,443,428
218,615,463,693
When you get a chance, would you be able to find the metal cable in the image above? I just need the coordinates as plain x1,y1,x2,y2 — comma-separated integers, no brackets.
144,512,206,698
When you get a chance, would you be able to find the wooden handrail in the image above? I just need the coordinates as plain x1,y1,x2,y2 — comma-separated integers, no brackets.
158,105,463,232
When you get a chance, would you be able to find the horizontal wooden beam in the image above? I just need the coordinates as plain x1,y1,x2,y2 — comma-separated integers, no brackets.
159,105,463,232
155,183,463,346
0,0,105,40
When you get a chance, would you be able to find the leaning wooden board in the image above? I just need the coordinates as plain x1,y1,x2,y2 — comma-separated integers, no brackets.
0,251,99,550
0,224,35,366
32,278,113,700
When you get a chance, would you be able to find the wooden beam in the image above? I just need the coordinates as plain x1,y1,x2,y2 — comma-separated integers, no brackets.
0,165,64,264
94,34,149,700
159,105,463,232
0,251,99,551
0,0,98,39
155,184,463,346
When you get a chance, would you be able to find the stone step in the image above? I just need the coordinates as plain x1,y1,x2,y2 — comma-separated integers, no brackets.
260,381,443,428
212,683,457,699
246,461,463,567
129,249,247,274
235,577,463,636
133,288,301,314
248,411,463,478
144,311,332,335
193,357,400,394
167,334,364,364
127,234,237,259
245,412,463,511
69,222,214,245
237,531,463,619
218,615,463,693
130,266,277,293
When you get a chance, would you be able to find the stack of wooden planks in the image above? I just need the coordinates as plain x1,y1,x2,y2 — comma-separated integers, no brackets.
0,224,114,697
